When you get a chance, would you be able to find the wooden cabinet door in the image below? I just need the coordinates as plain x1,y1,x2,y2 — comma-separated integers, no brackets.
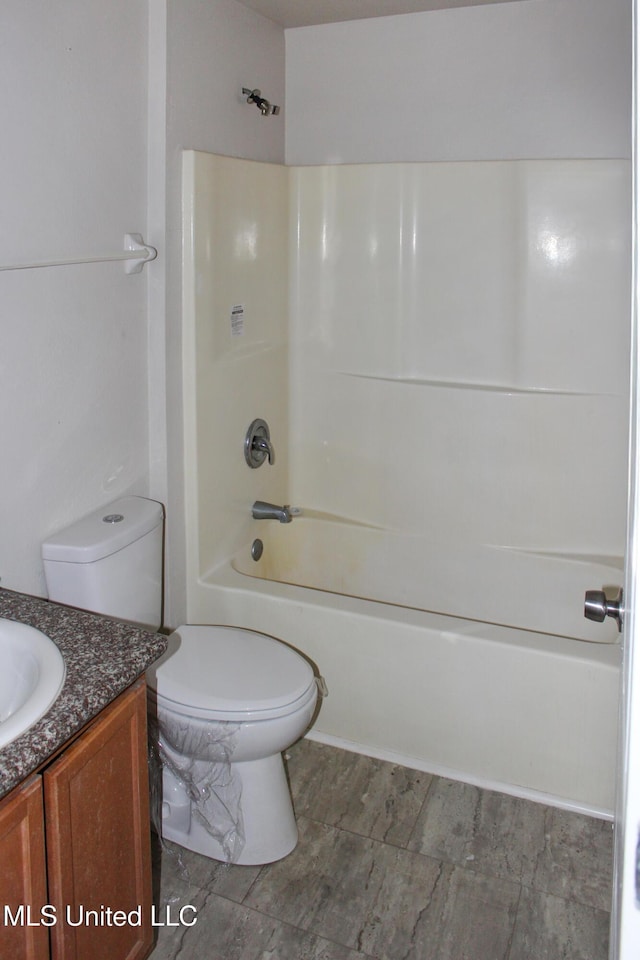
0,775,49,960
44,679,153,960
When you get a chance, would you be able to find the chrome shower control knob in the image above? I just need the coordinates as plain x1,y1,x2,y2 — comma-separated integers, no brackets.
245,419,275,468
584,588,623,632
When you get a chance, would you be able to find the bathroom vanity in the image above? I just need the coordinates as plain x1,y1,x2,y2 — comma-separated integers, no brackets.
0,589,167,960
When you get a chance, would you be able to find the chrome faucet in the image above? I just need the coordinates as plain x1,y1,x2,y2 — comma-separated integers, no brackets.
252,501,292,523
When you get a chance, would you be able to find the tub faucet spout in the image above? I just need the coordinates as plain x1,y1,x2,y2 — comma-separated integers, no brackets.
252,501,293,523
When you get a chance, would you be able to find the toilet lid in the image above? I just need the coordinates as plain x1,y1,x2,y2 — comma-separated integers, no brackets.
146,624,315,718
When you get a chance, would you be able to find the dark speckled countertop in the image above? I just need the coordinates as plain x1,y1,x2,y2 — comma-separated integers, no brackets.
0,588,167,800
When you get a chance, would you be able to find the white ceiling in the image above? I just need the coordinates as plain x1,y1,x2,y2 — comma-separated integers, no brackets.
235,0,522,29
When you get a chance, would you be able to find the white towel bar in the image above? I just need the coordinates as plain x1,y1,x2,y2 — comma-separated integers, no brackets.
0,234,157,274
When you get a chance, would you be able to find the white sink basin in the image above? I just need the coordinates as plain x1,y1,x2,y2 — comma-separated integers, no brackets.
0,618,66,749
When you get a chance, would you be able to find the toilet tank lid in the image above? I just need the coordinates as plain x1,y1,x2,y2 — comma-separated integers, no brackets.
42,497,164,564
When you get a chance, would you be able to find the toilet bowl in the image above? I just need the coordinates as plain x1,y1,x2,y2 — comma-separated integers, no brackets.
146,624,318,865
41,497,323,867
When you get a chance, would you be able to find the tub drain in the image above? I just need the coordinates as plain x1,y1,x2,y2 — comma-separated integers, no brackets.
251,539,264,561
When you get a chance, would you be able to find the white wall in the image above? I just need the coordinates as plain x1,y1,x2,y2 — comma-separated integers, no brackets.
285,0,631,164
159,0,285,625
0,0,149,597
167,0,285,165
0,0,285,617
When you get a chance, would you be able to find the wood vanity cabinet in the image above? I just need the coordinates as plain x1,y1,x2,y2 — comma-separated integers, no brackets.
0,678,153,960
0,775,49,960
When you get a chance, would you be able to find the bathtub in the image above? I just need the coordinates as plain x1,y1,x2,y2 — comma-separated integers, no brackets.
190,517,621,818
234,514,622,645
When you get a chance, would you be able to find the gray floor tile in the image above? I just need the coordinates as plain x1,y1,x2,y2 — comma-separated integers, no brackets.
245,818,385,941
149,892,371,960
244,816,520,959
148,742,614,960
531,808,614,911
157,837,261,904
408,776,549,886
415,865,520,960
509,886,610,960
262,920,373,959
286,738,433,847
147,886,212,960
354,859,520,960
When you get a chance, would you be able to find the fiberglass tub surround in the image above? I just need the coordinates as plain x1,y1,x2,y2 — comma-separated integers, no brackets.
288,160,628,645
182,151,629,814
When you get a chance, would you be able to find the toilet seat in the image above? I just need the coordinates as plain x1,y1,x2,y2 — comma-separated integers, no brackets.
146,625,317,722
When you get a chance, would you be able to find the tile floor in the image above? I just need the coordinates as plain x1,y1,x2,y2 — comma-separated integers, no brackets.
149,738,613,960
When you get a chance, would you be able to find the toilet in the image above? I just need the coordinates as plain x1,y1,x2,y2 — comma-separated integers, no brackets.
41,496,320,866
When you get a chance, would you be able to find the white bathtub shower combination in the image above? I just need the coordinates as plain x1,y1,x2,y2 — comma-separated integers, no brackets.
182,151,629,817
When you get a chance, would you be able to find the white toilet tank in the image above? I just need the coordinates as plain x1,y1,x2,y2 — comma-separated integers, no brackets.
42,496,164,630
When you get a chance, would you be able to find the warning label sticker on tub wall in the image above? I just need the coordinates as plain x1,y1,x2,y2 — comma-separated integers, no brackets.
230,304,245,336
